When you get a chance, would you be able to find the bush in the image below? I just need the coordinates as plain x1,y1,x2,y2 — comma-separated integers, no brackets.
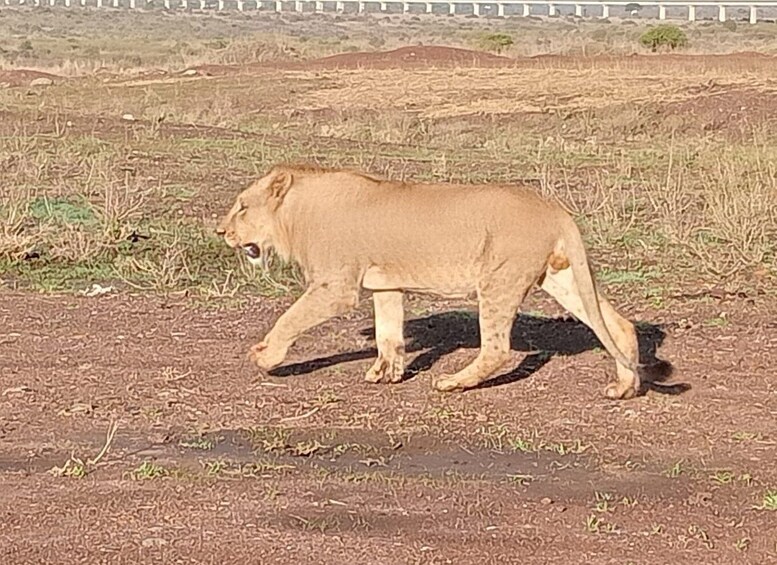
639,25,688,52
477,33,514,55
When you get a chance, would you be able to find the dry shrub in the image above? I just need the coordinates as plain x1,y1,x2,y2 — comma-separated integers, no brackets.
47,225,108,263
92,175,150,233
0,190,40,261
206,38,301,66
0,167,150,266
539,168,640,250
114,231,197,291
687,161,776,276
645,147,777,278
317,109,431,146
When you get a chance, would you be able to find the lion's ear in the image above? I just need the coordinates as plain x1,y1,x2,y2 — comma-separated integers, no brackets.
268,170,293,207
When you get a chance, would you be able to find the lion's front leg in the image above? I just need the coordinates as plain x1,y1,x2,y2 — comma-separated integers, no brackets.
250,280,360,371
365,290,405,384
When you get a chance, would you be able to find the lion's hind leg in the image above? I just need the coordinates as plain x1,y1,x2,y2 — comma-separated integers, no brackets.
434,272,535,392
540,265,640,399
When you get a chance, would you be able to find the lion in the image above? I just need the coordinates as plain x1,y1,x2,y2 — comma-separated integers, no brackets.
216,163,646,399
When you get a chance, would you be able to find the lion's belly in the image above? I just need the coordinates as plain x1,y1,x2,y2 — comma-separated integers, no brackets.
361,264,477,297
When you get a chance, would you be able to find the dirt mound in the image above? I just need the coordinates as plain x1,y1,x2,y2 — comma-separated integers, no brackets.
505,52,777,72
310,50,777,73
661,84,777,136
184,49,777,76
0,69,60,88
628,51,777,71
293,45,517,70
180,46,516,75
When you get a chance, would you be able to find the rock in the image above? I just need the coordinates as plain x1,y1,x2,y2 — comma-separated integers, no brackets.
81,283,114,297
121,113,136,122
540,497,553,505
182,69,198,76
30,77,53,87
141,537,167,548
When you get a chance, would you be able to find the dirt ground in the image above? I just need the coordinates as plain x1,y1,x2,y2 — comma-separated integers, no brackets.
2,42,777,564
1,286,776,563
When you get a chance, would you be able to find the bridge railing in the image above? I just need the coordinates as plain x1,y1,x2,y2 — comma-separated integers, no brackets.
6,0,777,24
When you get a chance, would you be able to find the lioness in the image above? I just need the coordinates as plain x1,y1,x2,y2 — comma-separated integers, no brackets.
217,164,643,399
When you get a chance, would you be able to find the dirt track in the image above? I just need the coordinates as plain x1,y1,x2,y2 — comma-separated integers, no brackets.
2,289,776,563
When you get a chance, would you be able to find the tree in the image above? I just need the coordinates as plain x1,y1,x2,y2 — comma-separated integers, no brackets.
477,33,514,55
639,25,688,52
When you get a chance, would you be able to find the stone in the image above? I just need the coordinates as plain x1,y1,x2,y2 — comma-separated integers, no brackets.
30,77,53,87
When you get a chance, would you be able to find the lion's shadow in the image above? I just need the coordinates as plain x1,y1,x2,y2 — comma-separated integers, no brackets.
270,311,685,395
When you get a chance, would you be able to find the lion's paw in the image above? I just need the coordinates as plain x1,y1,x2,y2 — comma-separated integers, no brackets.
248,341,287,370
365,356,404,384
604,382,637,400
433,375,465,393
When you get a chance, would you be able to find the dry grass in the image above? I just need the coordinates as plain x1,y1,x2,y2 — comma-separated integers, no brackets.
2,8,777,76
292,67,764,120
1,11,775,297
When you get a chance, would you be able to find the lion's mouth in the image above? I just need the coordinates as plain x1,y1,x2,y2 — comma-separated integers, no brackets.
242,243,261,259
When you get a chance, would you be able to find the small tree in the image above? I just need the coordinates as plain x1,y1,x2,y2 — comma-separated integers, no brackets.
639,25,688,52
477,33,514,55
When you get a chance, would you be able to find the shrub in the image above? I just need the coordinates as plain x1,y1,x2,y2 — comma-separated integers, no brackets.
477,33,514,55
639,25,688,52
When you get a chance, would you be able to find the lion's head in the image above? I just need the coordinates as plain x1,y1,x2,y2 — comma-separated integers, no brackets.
216,168,293,264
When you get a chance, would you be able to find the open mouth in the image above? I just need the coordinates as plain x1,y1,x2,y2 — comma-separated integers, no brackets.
242,243,261,259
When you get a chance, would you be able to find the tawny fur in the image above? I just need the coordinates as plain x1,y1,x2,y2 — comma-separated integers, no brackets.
217,164,642,399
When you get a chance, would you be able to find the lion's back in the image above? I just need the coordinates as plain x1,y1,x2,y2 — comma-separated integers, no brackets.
282,168,567,274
